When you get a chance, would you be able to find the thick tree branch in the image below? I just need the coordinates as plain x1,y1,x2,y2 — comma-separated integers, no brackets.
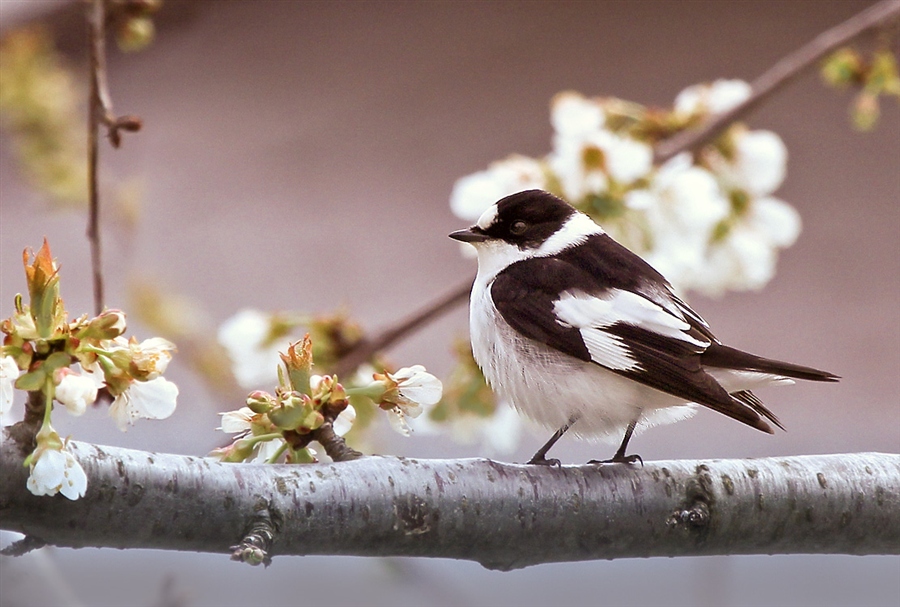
1,440,897,569
654,0,900,164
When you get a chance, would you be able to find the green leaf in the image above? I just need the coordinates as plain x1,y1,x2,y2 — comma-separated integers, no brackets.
15,369,46,391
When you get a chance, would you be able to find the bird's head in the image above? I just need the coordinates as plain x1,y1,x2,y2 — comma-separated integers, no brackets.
449,190,604,274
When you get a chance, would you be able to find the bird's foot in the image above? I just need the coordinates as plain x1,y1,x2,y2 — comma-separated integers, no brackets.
588,453,643,466
527,453,562,467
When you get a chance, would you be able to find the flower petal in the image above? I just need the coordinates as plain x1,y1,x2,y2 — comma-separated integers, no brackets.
110,377,178,431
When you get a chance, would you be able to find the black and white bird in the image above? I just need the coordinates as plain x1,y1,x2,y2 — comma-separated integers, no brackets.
449,189,838,465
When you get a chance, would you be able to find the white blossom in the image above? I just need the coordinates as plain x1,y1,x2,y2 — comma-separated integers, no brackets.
638,154,730,291
27,444,87,500
450,155,546,222
385,406,416,437
675,79,752,116
387,365,443,410
466,404,523,455
218,309,287,389
1,355,20,427
694,197,801,296
604,134,653,184
551,91,605,138
752,196,802,248
413,400,524,454
723,129,788,197
129,337,176,379
109,376,178,431
54,369,98,417
254,437,287,463
218,406,256,433
333,404,356,437
380,365,443,437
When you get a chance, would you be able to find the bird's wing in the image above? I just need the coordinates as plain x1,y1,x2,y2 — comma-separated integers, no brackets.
491,255,773,432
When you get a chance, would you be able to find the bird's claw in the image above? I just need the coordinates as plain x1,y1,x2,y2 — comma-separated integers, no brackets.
527,454,562,467
588,453,643,466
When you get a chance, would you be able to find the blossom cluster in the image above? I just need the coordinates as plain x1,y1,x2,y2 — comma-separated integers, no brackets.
211,334,442,464
450,79,800,296
1,240,178,500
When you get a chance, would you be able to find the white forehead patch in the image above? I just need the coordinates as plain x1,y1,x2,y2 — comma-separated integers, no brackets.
476,204,499,230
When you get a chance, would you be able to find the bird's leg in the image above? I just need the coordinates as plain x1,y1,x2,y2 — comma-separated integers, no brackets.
527,414,580,466
589,418,643,466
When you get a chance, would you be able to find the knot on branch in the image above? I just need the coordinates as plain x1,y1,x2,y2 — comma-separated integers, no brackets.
667,500,710,530
230,504,279,567
667,464,715,531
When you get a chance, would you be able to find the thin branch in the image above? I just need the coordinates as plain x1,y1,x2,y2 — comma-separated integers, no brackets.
87,0,143,316
87,0,104,316
0,534,47,557
333,279,472,377
1,440,897,569
654,0,900,164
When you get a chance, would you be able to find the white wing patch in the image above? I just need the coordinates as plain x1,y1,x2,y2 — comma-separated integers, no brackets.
553,289,710,371
578,328,640,371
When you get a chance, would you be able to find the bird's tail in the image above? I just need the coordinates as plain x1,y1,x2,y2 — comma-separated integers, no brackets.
702,344,840,382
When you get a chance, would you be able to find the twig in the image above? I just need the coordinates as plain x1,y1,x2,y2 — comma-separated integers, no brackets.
86,0,143,316
654,0,900,164
333,278,472,377
0,534,47,557
230,504,277,567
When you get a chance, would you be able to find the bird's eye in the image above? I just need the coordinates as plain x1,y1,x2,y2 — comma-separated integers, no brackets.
510,220,528,235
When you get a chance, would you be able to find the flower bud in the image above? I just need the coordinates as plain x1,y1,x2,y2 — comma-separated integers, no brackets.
116,16,155,52
246,390,275,414
268,392,323,432
23,240,66,340
280,335,313,392
80,309,127,340
209,437,257,463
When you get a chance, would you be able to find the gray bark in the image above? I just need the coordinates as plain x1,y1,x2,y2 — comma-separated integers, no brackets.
1,440,897,570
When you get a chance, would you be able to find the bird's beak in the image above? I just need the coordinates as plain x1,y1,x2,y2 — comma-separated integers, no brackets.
449,227,489,243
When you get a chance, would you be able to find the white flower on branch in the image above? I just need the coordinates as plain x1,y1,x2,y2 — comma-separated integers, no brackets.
638,154,730,291
450,80,803,299
715,129,788,197
1,355,21,427
218,309,295,389
697,196,802,295
218,406,257,433
332,404,356,437
127,336,176,380
674,78,752,116
450,155,546,222
109,376,178,431
26,438,87,500
54,368,99,416
369,365,443,437
551,91,606,137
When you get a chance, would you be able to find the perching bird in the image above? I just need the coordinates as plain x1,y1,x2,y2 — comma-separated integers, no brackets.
449,190,838,465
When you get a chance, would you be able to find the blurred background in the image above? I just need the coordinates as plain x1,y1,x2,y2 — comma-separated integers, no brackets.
0,1,897,606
